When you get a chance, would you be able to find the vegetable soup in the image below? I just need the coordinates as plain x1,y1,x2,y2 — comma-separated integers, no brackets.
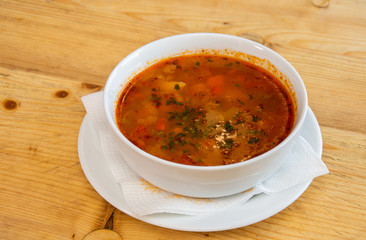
115,54,295,166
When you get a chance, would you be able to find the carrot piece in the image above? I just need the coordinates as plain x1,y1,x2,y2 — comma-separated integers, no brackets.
206,75,225,95
155,118,166,131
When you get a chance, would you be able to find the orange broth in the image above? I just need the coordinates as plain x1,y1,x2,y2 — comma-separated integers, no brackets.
115,54,295,166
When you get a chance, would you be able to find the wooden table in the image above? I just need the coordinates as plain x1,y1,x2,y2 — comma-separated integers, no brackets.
1,0,365,239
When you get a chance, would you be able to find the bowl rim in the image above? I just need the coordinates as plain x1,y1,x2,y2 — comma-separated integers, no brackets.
104,32,308,171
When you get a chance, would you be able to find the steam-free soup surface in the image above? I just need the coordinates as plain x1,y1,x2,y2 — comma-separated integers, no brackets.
116,54,295,166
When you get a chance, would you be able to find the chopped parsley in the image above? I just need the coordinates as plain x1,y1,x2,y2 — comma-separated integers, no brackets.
234,111,245,125
224,121,235,133
150,93,161,107
168,105,204,121
166,97,184,106
194,158,203,163
237,98,245,105
218,137,235,150
252,115,261,122
224,138,235,149
248,137,260,144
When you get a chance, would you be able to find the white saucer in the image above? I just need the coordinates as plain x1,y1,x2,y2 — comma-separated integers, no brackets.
78,106,322,232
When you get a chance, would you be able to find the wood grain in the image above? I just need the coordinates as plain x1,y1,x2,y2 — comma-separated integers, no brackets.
1,0,365,239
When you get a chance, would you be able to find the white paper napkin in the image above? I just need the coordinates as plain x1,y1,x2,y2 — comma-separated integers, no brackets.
81,91,329,216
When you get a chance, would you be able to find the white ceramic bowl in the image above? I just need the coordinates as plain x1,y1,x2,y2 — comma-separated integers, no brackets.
104,33,308,198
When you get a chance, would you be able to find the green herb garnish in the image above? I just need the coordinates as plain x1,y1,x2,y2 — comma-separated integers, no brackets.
219,137,235,149
252,115,261,122
237,98,245,105
224,121,235,133
195,158,203,163
150,93,161,107
166,97,184,106
248,137,260,144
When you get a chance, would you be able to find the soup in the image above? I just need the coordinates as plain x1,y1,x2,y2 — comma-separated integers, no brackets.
115,54,295,166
